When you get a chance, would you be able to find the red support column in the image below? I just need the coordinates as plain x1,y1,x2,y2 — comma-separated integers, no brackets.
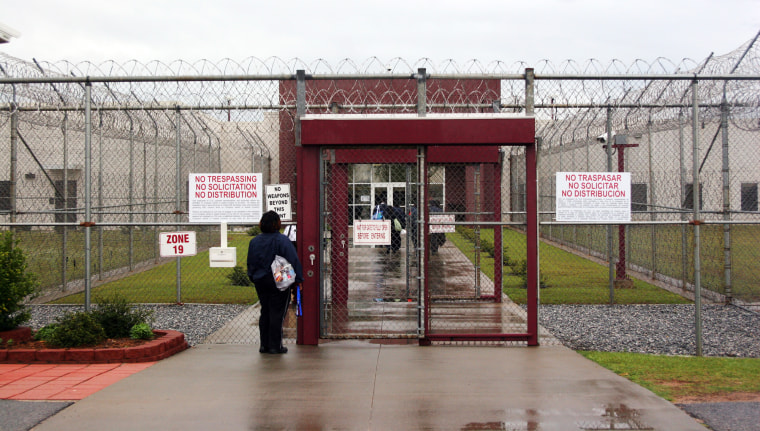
297,146,320,345
525,143,539,346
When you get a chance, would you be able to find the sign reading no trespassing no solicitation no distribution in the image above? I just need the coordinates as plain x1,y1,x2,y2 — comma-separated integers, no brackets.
555,172,631,222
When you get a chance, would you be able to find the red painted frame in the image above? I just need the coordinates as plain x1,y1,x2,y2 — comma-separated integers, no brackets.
298,115,537,346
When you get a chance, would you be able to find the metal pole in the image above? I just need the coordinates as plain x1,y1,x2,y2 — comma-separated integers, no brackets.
129,117,135,271
84,82,92,311
605,107,614,304
98,111,104,280
9,102,17,231
691,80,703,357
679,110,687,291
720,98,732,303
647,121,657,279
62,113,69,292
417,68,427,117
175,107,182,303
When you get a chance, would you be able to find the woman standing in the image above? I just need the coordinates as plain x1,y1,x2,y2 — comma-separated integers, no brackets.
247,211,303,354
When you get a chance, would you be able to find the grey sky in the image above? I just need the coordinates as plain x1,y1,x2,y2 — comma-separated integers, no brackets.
2,0,759,67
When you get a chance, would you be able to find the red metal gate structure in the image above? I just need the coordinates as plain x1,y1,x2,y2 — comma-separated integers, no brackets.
297,114,537,346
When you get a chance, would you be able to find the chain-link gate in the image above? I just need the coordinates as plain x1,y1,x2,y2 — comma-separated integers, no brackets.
319,147,422,339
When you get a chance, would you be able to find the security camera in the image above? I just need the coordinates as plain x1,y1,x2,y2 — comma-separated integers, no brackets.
596,133,607,143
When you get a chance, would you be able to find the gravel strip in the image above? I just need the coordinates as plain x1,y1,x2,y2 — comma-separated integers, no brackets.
538,304,760,357
26,304,249,346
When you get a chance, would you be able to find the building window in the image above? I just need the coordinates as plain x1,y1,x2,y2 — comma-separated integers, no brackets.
0,181,10,211
683,183,703,210
741,183,758,211
631,183,648,212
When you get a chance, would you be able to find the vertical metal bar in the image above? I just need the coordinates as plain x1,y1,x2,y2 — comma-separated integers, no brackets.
129,118,135,271
525,69,535,117
721,98,732,303
296,70,306,147
62,113,68,292
526,141,539,346
98,111,104,280
474,165,481,297
417,68,427,117
84,81,92,312
605,107,614,304
175,107,182,303
647,121,657,279
679,110,687,291
691,80,703,357
9,102,17,230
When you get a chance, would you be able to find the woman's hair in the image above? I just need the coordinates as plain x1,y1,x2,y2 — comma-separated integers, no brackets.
259,210,281,233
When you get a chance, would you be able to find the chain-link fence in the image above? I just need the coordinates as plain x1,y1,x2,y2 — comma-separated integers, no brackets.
2,34,760,346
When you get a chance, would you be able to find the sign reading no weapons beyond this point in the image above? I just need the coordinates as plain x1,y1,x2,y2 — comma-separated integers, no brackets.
189,173,262,223
265,184,292,221
555,172,631,222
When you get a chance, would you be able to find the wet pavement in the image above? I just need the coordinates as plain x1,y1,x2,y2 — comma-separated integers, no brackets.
30,342,706,431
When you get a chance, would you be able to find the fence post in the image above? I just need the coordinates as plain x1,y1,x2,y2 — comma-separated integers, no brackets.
605,107,614,304
9,102,17,231
175,106,182,303
84,81,92,311
679,110,688,291
61,113,69,292
417,68,427,117
721,98,732,303
691,79,703,357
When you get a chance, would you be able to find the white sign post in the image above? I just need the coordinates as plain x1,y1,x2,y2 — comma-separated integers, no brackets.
353,220,391,246
265,184,292,221
555,172,631,222
159,231,197,257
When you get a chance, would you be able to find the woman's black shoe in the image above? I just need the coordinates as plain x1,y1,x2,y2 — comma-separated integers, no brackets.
267,346,288,354
259,346,267,354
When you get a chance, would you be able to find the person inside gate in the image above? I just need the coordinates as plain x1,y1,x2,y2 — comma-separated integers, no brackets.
247,211,303,354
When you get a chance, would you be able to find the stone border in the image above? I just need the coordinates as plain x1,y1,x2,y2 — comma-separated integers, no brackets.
0,330,188,364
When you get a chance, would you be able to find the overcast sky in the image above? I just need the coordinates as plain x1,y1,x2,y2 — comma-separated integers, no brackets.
2,0,759,68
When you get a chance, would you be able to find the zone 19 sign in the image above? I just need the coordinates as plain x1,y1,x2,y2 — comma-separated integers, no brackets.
159,231,197,257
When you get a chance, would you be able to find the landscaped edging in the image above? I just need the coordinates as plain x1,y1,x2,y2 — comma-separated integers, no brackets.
0,330,188,364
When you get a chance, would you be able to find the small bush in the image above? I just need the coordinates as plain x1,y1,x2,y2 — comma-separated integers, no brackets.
33,324,59,342
91,294,154,339
227,265,252,286
130,322,154,340
48,312,106,348
246,226,261,236
0,232,39,331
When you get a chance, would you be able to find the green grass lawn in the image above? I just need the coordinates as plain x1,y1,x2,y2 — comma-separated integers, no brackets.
51,233,257,304
579,351,760,402
449,227,690,305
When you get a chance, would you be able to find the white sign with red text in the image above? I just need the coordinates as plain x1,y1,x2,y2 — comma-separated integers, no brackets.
430,214,456,233
189,173,262,223
159,231,197,257
556,172,631,222
353,220,391,246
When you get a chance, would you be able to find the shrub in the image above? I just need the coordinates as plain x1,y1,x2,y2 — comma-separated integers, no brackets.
130,322,154,340
227,265,252,286
48,312,106,348
33,324,59,342
0,232,39,331
91,294,154,339
246,226,261,236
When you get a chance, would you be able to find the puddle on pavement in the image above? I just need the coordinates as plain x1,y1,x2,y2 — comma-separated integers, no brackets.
458,404,653,431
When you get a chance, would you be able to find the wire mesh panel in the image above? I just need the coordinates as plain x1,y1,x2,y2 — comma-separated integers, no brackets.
319,147,421,339
425,162,530,342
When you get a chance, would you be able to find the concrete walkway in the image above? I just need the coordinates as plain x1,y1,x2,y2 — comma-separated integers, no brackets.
31,341,704,431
